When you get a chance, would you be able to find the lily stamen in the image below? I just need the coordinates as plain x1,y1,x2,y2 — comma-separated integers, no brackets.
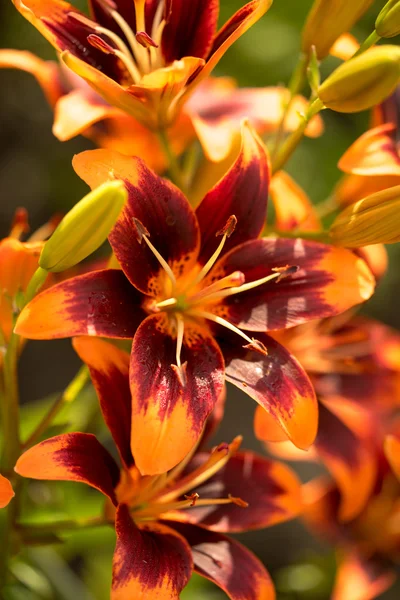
195,265,299,306
155,297,178,309
132,217,177,290
188,308,263,347
189,215,237,289
188,271,245,305
87,34,142,82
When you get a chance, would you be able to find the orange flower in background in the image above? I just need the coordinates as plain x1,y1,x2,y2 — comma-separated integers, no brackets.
0,47,323,171
336,85,400,207
12,0,272,130
15,336,302,600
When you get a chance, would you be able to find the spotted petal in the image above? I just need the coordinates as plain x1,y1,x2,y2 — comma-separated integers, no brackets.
15,270,144,340
73,150,200,296
130,313,225,475
15,433,120,504
113,505,192,600
209,238,375,332
73,337,133,469
171,522,275,600
196,121,269,264
0,474,14,509
165,452,301,532
221,333,318,450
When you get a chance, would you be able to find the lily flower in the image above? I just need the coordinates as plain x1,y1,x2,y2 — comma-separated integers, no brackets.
257,314,400,521
12,0,272,130
15,335,302,600
335,85,400,206
0,48,323,169
15,124,375,474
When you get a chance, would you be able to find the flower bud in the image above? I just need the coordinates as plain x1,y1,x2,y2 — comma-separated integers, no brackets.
376,0,400,38
39,180,127,272
301,0,373,59
318,46,400,113
330,185,400,246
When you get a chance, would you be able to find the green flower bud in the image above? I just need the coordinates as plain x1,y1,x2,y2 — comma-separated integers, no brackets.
318,46,400,113
39,180,127,272
376,0,400,38
302,0,374,59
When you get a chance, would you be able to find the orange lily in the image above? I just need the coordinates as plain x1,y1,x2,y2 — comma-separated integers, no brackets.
12,0,272,130
0,474,14,508
15,335,302,600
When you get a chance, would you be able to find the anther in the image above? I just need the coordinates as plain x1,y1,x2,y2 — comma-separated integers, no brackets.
87,34,115,54
184,493,199,507
171,363,188,387
216,215,237,238
97,0,117,9
243,339,268,357
228,494,249,508
132,217,150,243
136,31,158,48
272,265,299,282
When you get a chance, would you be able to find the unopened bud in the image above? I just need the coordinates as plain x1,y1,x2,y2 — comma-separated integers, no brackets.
318,46,400,113
39,180,127,272
302,0,374,59
330,185,400,246
376,0,400,38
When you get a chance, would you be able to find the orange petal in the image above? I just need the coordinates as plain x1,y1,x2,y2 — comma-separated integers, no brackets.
355,244,388,282
329,33,360,61
333,552,395,600
0,49,62,107
0,474,14,509
112,506,193,600
130,314,225,475
339,124,400,177
384,433,400,481
270,171,321,232
334,172,400,208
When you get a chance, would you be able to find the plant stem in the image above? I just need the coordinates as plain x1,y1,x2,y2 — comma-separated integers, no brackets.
271,52,309,159
23,267,48,307
157,129,187,191
23,366,89,450
352,30,381,58
271,98,324,175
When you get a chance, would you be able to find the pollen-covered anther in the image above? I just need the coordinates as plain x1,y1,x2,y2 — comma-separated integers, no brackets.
136,31,159,48
271,265,299,283
171,362,188,387
244,339,268,356
87,34,115,55
132,217,150,244
216,215,237,238
228,494,249,508
184,492,199,507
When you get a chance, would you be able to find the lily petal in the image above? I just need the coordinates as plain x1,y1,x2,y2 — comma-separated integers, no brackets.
316,401,376,521
338,124,400,177
73,150,200,296
384,433,400,481
333,552,395,600
129,313,225,475
166,451,301,532
0,474,14,509
209,238,375,331
269,171,321,232
0,49,62,107
15,269,144,340
73,337,133,469
113,505,192,600
221,333,318,450
162,0,219,62
196,121,269,264
171,522,275,600
15,433,120,504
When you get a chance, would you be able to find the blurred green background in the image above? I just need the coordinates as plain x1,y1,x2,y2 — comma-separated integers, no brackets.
1,0,400,598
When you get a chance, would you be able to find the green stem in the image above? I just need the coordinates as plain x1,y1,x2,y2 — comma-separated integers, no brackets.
352,30,381,58
157,129,187,192
271,98,324,175
271,53,309,159
23,267,48,307
16,515,110,536
23,365,89,450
